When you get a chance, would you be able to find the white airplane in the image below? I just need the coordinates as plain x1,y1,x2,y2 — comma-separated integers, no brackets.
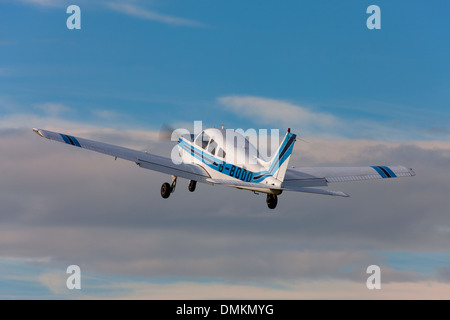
33,127,415,209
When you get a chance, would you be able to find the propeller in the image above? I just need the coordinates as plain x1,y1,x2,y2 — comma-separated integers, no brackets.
158,124,195,142
158,124,174,141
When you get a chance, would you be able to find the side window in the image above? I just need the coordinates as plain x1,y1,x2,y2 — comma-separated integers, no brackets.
217,148,226,159
207,139,217,155
202,137,209,149
195,132,210,150
195,134,202,148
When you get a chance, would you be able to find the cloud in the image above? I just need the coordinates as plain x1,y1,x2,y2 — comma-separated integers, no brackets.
91,109,125,121
105,279,450,299
35,103,72,117
218,95,450,141
107,3,205,27
218,95,339,133
38,270,68,295
0,126,449,300
15,0,69,7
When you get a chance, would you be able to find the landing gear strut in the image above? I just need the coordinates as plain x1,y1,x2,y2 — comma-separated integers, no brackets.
160,176,177,199
188,180,197,192
266,194,278,209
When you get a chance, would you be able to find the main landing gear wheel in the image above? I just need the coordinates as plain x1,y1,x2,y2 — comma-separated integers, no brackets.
161,182,172,199
188,180,197,192
266,194,278,209
161,175,177,199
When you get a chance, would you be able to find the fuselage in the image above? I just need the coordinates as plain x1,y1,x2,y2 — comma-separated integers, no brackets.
177,128,284,194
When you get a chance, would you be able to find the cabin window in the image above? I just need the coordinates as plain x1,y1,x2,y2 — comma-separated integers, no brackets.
217,148,226,159
195,132,210,150
207,139,217,155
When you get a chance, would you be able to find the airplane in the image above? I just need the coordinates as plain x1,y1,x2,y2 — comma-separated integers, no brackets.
32,127,415,209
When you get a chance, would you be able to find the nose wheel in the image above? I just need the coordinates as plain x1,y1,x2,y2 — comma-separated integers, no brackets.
266,194,278,209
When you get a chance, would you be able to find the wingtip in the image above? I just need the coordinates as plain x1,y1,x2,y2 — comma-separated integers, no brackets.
33,128,44,137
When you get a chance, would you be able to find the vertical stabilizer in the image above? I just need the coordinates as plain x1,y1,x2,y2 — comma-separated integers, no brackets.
266,129,296,183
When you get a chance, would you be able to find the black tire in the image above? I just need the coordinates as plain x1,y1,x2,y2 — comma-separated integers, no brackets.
188,180,197,192
266,194,278,209
161,182,172,199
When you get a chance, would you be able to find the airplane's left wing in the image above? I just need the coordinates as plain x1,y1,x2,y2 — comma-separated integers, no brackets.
284,165,415,187
33,128,210,182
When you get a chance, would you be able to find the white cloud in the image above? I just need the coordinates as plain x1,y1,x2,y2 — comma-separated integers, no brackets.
218,95,339,133
218,95,450,141
35,103,72,117
107,3,205,27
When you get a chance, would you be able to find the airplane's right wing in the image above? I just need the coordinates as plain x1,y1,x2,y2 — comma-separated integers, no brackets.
33,128,211,182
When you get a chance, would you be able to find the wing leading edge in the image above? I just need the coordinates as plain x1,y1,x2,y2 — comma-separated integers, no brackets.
33,128,210,182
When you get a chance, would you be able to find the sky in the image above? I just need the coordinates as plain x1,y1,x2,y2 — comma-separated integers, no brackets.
0,0,450,299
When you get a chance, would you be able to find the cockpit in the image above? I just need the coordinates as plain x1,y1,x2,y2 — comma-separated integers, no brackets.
194,130,227,159
193,128,264,167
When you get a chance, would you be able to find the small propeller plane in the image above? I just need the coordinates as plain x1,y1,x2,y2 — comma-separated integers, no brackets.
33,127,415,209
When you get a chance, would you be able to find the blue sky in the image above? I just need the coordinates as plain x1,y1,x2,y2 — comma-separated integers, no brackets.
1,0,449,138
1,0,450,299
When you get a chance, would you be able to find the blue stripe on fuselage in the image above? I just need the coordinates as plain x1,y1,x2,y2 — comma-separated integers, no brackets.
178,137,292,183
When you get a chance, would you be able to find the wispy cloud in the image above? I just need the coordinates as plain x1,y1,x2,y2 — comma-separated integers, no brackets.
218,95,450,141
218,95,341,134
91,109,123,121
107,3,205,27
35,103,72,117
15,0,68,7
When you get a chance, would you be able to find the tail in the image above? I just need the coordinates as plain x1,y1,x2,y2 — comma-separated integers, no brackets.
266,128,296,183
